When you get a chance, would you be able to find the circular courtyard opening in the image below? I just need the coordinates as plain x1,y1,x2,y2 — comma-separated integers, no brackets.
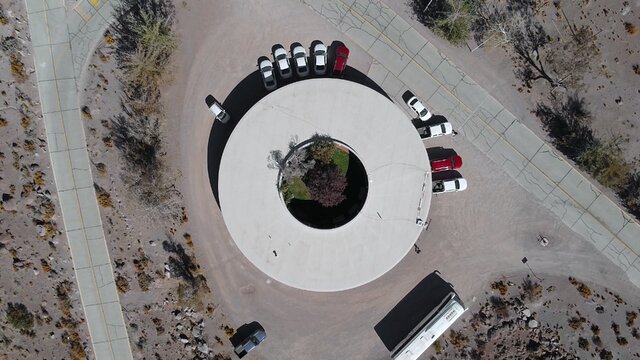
278,139,368,229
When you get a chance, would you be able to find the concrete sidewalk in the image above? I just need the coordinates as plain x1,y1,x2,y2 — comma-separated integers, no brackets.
300,0,640,287
24,0,132,359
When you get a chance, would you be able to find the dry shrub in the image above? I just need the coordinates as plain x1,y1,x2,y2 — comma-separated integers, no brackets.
625,22,638,35
592,335,603,347
612,322,620,335
40,258,51,272
568,277,592,298
137,272,153,291
616,336,628,346
95,162,107,175
34,171,45,185
20,117,30,128
578,337,589,350
634,64,640,75
115,275,129,293
81,106,92,119
449,330,469,352
522,278,542,301
0,117,7,127
23,140,35,152
10,55,27,82
183,233,193,247
95,188,113,208
626,311,638,327
491,280,509,296
568,316,586,330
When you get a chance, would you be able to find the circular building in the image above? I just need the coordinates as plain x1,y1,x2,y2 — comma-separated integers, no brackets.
218,79,431,292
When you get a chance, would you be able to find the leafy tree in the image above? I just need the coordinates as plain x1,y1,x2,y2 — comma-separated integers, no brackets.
304,164,348,207
619,171,640,218
6,303,34,330
578,137,631,190
309,140,335,164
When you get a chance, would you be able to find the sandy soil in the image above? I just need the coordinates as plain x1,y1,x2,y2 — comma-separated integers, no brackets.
429,271,640,359
0,0,90,358
77,19,236,360
386,0,640,173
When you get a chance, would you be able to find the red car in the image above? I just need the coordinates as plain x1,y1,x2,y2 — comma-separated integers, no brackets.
333,45,349,75
430,155,463,172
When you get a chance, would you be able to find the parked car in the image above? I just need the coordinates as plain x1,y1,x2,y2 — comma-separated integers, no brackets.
234,326,266,356
432,178,467,193
430,155,463,172
205,95,230,123
313,42,327,75
406,93,433,120
273,45,292,79
292,45,309,77
333,45,349,75
418,120,453,139
259,58,277,91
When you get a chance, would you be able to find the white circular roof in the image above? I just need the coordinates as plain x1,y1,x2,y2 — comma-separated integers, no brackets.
218,79,431,292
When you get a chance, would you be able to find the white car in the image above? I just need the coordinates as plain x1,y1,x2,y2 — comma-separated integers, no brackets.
312,42,327,75
273,46,292,79
292,45,309,77
418,121,453,139
432,178,467,193
407,95,433,120
259,58,277,91
205,94,230,123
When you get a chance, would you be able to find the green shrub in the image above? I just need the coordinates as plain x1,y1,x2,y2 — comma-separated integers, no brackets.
578,137,631,190
6,303,34,330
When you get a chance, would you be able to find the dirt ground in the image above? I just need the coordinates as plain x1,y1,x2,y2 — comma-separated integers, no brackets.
430,271,640,359
0,0,90,358
387,0,640,168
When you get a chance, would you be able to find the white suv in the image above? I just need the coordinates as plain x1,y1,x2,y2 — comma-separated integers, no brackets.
292,45,309,77
205,95,230,123
273,45,292,79
433,178,467,193
259,57,277,91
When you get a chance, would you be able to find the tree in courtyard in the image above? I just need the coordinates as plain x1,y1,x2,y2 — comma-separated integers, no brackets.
309,140,335,164
304,164,348,207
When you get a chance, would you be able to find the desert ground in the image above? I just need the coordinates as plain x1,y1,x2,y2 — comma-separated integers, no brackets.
0,1,90,358
2,0,640,359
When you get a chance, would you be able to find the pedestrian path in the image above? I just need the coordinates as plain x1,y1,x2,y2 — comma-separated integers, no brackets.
24,0,133,359
300,0,640,287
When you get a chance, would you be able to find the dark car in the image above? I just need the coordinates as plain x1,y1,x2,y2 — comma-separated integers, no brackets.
234,326,266,356
333,45,349,75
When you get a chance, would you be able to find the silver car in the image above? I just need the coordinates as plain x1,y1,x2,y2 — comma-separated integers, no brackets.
259,57,277,91
273,45,292,79
313,42,327,75
292,45,309,77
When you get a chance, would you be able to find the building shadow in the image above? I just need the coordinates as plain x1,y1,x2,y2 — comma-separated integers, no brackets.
374,271,459,353
208,41,390,205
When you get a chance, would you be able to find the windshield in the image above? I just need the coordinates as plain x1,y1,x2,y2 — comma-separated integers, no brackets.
420,109,428,117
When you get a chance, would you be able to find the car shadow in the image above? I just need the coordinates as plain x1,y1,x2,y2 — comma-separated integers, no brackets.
431,169,462,182
426,146,457,160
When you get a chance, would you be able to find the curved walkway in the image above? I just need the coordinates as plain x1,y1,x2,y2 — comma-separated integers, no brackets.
299,0,640,287
25,0,132,359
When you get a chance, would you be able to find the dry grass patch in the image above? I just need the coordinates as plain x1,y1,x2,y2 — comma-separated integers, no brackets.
94,184,113,208
568,277,592,298
10,55,27,82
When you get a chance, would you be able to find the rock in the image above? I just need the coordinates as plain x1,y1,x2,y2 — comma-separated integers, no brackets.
179,333,189,344
522,309,531,318
197,344,209,354
176,324,184,331
528,320,539,329
36,225,46,237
